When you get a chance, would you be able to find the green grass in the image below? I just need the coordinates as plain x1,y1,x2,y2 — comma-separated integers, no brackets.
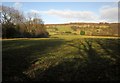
50,35,119,40
56,25,73,32
46,25,74,35
2,36,120,81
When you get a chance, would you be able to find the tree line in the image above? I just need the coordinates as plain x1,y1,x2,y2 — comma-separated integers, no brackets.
1,5,49,38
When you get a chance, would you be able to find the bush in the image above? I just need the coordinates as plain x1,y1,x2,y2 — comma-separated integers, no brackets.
80,31,85,35
65,31,71,33
2,23,22,38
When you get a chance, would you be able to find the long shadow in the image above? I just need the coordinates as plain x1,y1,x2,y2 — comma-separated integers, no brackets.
3,38,120,81
2,38,66,82
31,38,120,81
72,39,115,81
96,39,120,80
68,39,108,81
96,39,120,56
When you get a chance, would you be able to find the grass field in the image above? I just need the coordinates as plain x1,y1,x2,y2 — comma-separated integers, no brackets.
2,35,120,81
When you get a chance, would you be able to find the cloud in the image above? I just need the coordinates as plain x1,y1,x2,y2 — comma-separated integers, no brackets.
30,9,41,14
28,5,119,23
33,9,98,22
99,6,118,22
13,2,23,10
25,10,42,20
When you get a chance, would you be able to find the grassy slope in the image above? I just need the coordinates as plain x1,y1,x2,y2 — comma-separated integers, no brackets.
56,25,73,32
2,36,120,81
46,25,75,35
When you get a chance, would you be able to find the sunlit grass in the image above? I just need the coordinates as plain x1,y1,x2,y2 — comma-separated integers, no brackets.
50,35,120,40
2,35,120,81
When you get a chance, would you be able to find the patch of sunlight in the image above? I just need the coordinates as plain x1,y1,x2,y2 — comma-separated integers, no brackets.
24,54,64,78
64,55,75,59
51,35,120,40
3,44,32,51
97,49,105,54
101,55,116,62
28,38,51,40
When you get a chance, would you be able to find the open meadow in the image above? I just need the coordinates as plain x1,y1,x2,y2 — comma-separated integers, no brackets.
1,2,120,82
2,35,120,81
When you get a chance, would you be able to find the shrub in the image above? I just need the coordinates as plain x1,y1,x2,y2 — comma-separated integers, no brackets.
80,31,85,35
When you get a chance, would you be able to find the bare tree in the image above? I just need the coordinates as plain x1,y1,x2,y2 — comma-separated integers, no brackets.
1,5,25,38
25,12,47,37
1,5,49,38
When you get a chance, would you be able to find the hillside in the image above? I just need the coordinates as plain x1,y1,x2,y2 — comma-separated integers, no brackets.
45,22,120,37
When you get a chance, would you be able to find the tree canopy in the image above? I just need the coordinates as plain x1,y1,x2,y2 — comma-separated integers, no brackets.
1,5,49,38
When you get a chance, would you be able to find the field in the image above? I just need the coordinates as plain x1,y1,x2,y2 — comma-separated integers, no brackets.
2,35,120,81
45,23,119,36
46,25,75,35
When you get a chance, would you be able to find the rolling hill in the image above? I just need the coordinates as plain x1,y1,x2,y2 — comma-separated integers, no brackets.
45,22,120,37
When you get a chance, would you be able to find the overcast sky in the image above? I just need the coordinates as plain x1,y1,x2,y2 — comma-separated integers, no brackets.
2,2,119,24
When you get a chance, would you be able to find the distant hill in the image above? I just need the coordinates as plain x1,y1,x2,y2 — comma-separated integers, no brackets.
45,22,120,37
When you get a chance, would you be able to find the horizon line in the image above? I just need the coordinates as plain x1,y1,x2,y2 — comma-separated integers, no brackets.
44,22,119,25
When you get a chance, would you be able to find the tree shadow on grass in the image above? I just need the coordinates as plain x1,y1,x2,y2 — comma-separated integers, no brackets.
96,39,120,80
32,38,120,81
2,38,66,82
72,39,119,81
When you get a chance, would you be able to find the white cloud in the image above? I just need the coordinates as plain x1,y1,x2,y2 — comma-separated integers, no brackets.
100,6,118,22
25,10,42,20
13,2,23,10
28,5,119,23
34,9,98,22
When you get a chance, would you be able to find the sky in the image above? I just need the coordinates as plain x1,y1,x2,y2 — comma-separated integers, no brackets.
1,2,119,24
1,0,120,2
